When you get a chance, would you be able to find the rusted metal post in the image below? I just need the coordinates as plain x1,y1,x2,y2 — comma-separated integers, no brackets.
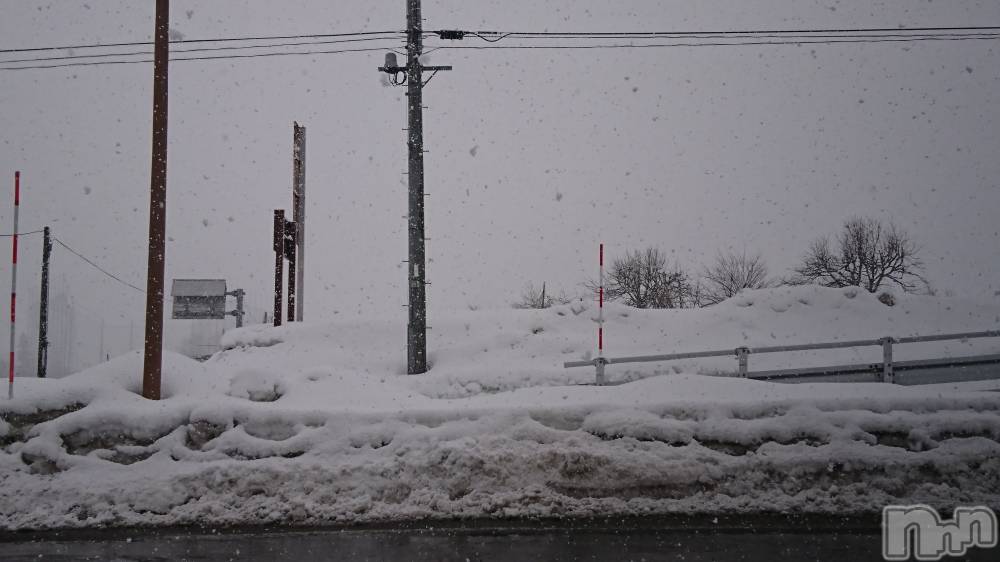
37,227,51,378
284,220,296,323
292,123,306,322
273,210,285,327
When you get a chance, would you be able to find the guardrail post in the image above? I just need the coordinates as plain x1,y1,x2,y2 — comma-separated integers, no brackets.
736,347,750,377
880,337,895,383
595,357,607,386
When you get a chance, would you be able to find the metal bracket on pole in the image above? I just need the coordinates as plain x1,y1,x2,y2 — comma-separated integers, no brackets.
880,337,895,383
736,347,750,377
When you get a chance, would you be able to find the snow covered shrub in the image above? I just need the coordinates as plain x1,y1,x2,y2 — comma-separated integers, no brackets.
228,369,286,402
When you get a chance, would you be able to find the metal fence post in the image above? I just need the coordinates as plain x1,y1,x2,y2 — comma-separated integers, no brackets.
736,347,750,377
881,337,894,383
595,357,607,386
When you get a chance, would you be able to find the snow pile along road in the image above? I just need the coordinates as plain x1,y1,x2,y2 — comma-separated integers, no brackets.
0,286,998,530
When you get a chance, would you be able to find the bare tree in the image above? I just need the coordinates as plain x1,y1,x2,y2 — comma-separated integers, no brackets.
701,251,771,305
513,282,572,309
589,247,698,309
792,216,926,293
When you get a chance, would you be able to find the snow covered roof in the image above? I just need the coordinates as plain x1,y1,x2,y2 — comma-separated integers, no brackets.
171,279,226,297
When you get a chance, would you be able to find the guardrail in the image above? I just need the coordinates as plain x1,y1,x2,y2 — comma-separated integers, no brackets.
563,330,1000,385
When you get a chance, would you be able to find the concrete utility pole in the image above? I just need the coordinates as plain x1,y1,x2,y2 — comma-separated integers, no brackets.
292,123,306,322
405,0,427,374
142,0,169,400
378,0,451,374
36,227,51,378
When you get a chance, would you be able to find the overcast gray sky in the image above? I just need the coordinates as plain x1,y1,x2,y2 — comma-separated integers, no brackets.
1,1,998,369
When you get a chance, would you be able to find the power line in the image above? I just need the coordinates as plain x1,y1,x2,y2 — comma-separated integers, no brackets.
4,25,995,56
3,26,997,71
52,238,145,294
424,35,1000,52
0,30,404,54
460,31,999,41
1,45,404,71
0,230,44,237
6,34,997,71
0,36,406,65
446,25,1000,38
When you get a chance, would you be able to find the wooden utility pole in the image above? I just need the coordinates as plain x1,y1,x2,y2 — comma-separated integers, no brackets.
36,227,51,378
292,123,306,322
142,0,169,400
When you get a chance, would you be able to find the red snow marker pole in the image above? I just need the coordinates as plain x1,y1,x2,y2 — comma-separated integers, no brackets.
9,171,20,399
598,243,604,352
596,243,606,385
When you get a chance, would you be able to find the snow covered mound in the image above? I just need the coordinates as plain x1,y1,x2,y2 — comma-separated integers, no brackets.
1,286,999,530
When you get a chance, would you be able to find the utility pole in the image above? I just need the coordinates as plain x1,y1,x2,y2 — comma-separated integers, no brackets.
142,0,169,400
405,0,427,375
378,0,451,374
273,210,285,327
36,227,51,378
292,123,306,322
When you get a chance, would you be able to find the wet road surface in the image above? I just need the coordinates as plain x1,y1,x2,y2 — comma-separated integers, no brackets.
2,515,996,561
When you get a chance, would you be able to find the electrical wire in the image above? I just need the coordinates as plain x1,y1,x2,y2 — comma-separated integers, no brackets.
0,230,44,237
460,32,1000,41
52,238,145,294
423,35,1000,52
0,36,406,65
0,30,404,54
1,46,404,71
448,25,1000,38
3,26,997,71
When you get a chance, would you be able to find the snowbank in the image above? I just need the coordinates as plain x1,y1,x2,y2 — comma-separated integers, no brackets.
1,286,998,530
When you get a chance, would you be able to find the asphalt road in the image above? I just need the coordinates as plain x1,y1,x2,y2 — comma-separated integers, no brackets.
2,516,997,562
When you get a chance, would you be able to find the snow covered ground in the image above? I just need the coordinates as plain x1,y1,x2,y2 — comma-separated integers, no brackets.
1,286,998,530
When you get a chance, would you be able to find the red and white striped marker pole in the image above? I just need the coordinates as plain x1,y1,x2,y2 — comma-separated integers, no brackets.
8,171,20,399
596,242,606,385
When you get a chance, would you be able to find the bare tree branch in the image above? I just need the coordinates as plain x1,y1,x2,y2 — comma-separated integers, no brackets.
792,216,926,293
701,251,772,305
586,248,699,308
512,282,572,309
